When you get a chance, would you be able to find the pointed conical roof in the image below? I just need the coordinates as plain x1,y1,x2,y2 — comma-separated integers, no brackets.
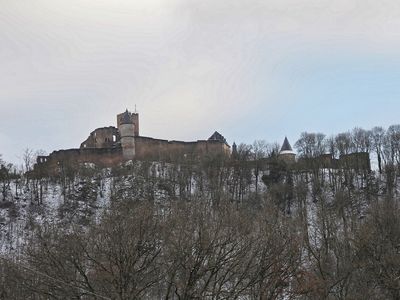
232,142,237,152
280,137,293,152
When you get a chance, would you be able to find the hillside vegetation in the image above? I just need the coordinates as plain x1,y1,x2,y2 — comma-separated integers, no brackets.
1,126,400,299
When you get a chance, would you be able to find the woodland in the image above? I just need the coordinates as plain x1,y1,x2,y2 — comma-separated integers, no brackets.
0,125,399,299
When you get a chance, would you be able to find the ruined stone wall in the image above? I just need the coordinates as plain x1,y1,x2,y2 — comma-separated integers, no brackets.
36,138,230,175
296,152,370,171
80,127,120,149
196,140,231,157
35,148,124,175
135,137,230,161
135,137,182,161
339,152,371,171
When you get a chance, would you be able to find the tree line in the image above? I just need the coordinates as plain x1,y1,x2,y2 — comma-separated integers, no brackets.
0,124,400,299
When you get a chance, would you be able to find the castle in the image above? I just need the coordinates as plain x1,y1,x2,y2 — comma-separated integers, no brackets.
34,109,370,175
36,110,231,170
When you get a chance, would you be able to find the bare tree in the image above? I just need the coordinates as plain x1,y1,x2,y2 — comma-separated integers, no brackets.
335,132,353,156
21,148,35,175
295,132,326,158
252,140,268,196
353,200,400,299
371,126,386,174
0,156,14,201
352,127,372,153
385,124,400,165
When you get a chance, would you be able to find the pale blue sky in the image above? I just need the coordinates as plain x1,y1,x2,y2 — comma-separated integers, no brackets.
1,0,400,164
236,51,400,144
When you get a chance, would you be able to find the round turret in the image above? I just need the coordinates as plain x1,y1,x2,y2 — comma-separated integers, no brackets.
118,110,135,160
279,137,296,163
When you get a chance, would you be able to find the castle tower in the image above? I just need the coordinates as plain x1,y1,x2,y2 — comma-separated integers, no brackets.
117,110,139,136
279,137,296,163
118,110,136,160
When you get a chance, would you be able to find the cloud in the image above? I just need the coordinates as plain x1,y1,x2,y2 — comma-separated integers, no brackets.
1,0,400,163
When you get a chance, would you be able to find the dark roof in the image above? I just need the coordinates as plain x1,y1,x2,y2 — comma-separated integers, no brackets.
121,109,132,124
280,137,293,152
208,131,227,143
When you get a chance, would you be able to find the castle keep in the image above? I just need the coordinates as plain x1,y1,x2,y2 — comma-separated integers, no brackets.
36,110,231,169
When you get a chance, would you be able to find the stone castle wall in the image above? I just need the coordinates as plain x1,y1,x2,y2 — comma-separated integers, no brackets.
35,137,230,174
135,137,230,161
34,110,231,173
296,152,371,171
36,148,124,175
80,127,120,149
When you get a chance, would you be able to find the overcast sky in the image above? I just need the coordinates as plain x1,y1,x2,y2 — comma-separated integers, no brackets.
1,0,400,164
